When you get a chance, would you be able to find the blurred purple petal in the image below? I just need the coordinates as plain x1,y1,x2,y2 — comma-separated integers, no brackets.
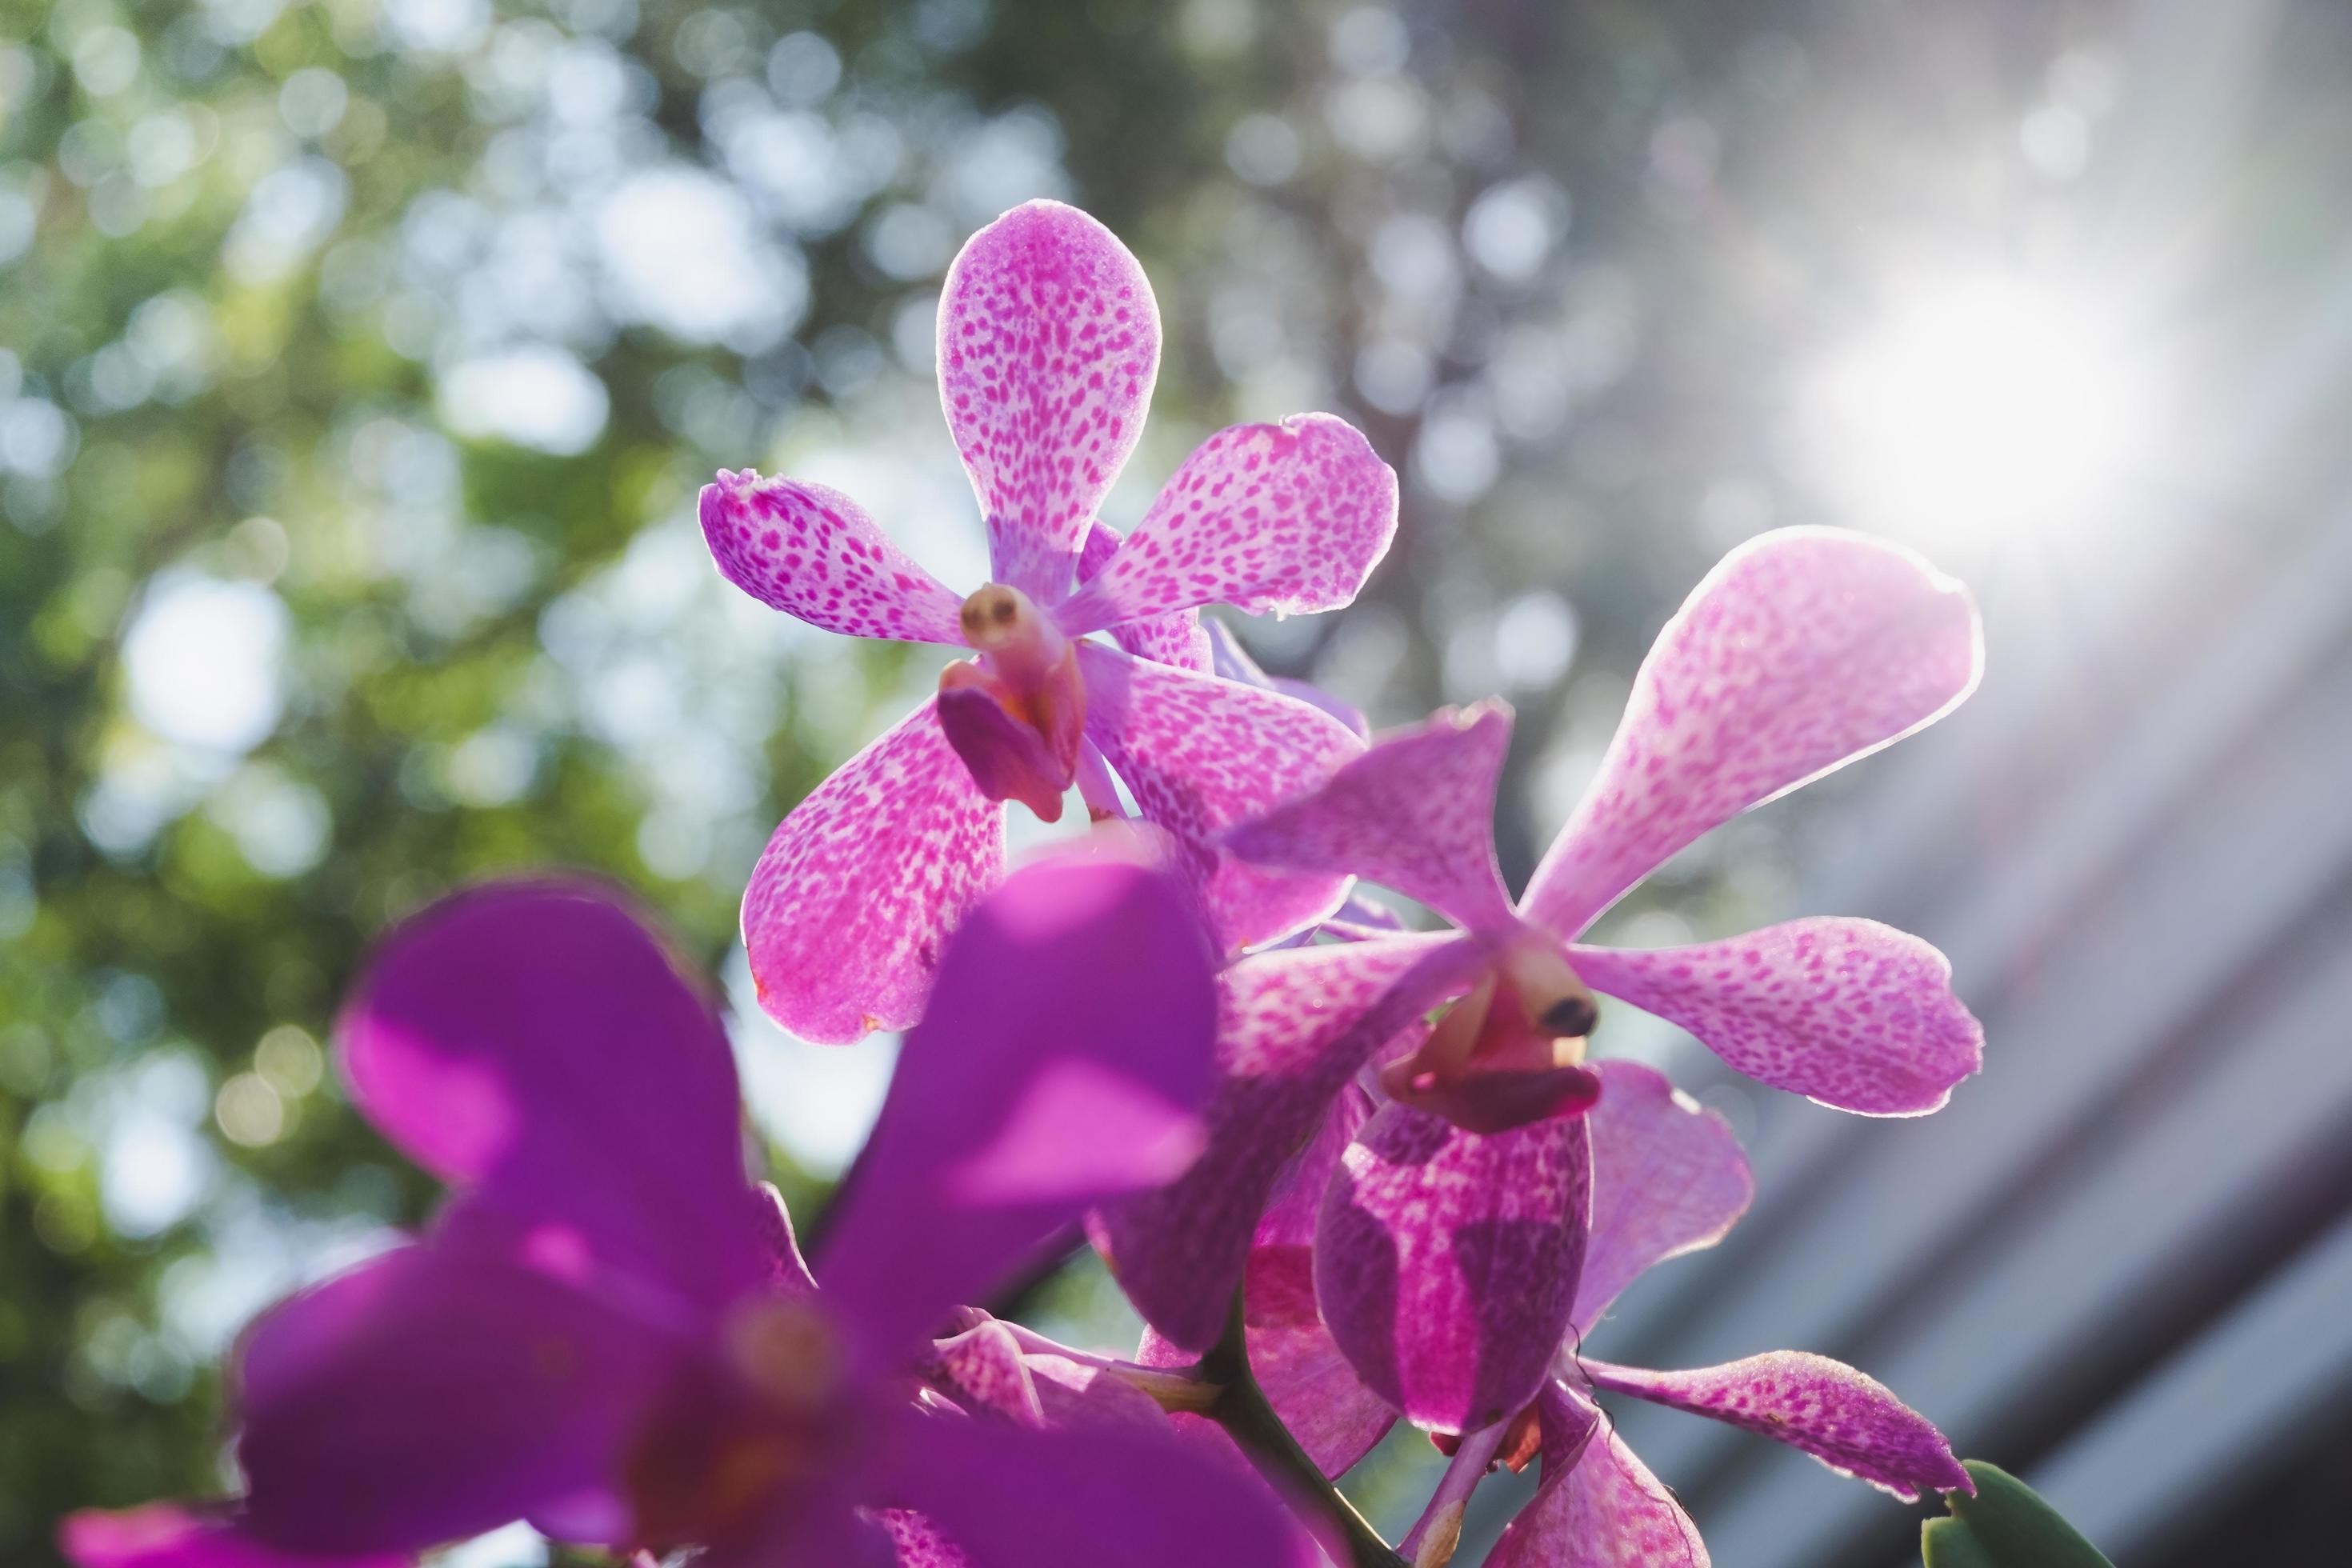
1584,1352,1968,1502
1078,520,1212,672
1077,644,1362,950
815,852,1217,1360
1057,414,1397,633
1574,1058,1753,1335
233,1244,681,1556
742,699,1007,1042
1573,918,1983,1114
699,471,966,645
1315,1103,1591,1433
1521,528,1982,940
1204,618,1368,740
938,200,1158,602
59,1508,404,1568
337,881,765,1309
1094,933,1482,1352
886,1410,1323,1568
1486,1382,1708,1568
1225,702,1519,936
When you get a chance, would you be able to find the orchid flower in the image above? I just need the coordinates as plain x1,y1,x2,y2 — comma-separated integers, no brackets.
702,198,1398,1042
1096,527,1986,1378
61,858,1319,1568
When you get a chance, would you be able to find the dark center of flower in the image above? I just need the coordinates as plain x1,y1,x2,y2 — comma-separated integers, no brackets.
937,583,1088,822
1379,937,1603,1134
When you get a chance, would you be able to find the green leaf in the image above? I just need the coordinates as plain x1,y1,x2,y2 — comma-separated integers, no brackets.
1921,1461,2116,1568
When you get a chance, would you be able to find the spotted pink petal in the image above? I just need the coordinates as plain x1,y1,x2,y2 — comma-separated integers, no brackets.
231,1243,681,1557
754,1181,820,1297
1486,1382,1708,1568
1093,933,1485,1353
938,200,1159,602
1315,1103,1592,1434
1204,618,1370,740
1055,414,1398,634
1572,918,1983,1115
1078,520,1211,672
59,1508,406,1568
815,851,1217,1362
1582,1353,1968,1502
1076,642,1363,952
742,699,1007,1043
874,1510,970,1568
1520,528,1982,940
699,470,966,644
1242,1088,1397,1477
336,882,766,1311
933,1320,1046,1425
885,1408,1323,1568
1573,1060,1752,1336
1224,702,1517,936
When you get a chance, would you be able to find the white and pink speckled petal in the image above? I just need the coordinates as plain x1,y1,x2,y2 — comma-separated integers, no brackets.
742,700,1007,1044
1573,1059,1752,1337
1520,528,1982,940
1583,1353,1968,1502
1224,702,1517,937
1093,933,1482,1353
873,1510,970,1568
932,1319,1045,1426
1486,1383,1709,1568
1056,414,1398,634
1078,519,1212,672
938,201,1159,603
1315,1103,1592,1434
699,470,966,644
1077,642,1362,951
1573,918,1984,1115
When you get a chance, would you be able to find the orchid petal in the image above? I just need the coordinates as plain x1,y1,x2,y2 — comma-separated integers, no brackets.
874,1510,972,1568
1521,528,1982,939
1584,1352,1966,1502
231,1244,680,1557
933,1320,1045,1426
1316,1103,1592,1434
1094,932,1483,1352
815,852,1217,1362
743,699,1007,1042
1486,1382,1708,1568
1573,918,1983,1114
1241,1088,1398,1477
1204,618,1370,739
939,200,1158,602
699,471,966,644
59,1508,404,1568
1573,1059,1752,1336
887,1410,1322,1568
337,881,765,1309
754,1182,819,1297
1225,702,1518,936
1077,642,1362,951
1078,520,1211,672
1056,414,1397,634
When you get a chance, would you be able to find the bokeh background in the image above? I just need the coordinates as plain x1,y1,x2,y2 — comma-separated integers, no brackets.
6,0,2350,1562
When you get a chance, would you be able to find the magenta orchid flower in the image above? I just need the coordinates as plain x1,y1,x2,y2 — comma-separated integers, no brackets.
702,198,1398,1042
1096,527,1986,1385
61,857,1320,1568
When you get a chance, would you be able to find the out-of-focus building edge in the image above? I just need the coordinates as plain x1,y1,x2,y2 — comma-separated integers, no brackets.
1534,499,2352,1568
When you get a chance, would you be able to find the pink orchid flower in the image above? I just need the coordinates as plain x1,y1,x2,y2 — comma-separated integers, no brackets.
1097,527,1987,1382
701,198,1398,1042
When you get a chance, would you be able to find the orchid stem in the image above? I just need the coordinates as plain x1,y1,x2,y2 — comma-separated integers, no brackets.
1198,1292,1408,1568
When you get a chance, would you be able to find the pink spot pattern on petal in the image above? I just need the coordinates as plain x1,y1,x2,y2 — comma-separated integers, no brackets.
1582,1351,1969,1502
1315,1103,1592,1434
1573,1059,1752,1336
1077,518,1211,672
1487,1385,1709,1568
1076,642,1362,951
1094,934,1480,1354
742,701,1006,1043
1520,527,1982,939
1056,414,1398,634
698,470,966,645
938,201,1159,603
1572,917,1984,1115
1224,702,1517,936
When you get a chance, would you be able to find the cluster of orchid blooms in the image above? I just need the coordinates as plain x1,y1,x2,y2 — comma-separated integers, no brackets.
66,202,1991,1568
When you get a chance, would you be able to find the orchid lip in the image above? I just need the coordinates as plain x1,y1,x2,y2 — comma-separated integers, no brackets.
1378,938,1604,1133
